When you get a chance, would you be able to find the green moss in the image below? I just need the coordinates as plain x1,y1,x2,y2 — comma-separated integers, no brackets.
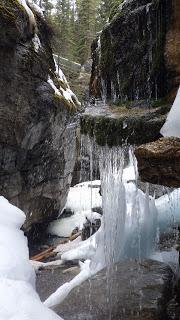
0,3,16,24
151,98,166,108
0,0,26,17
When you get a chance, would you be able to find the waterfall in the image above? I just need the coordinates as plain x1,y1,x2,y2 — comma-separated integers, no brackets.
90,143,158,273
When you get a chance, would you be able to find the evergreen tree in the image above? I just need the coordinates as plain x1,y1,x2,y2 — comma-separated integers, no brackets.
76,0,97,64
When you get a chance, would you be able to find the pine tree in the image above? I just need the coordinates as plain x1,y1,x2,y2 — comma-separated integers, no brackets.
76,0,97,64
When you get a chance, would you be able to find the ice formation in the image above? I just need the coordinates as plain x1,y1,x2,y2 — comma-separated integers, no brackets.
0,197,63,320
161,86,180,137
44,149,159,308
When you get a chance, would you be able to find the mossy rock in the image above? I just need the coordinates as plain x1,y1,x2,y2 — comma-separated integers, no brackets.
80,104,170,147
0,0,31,46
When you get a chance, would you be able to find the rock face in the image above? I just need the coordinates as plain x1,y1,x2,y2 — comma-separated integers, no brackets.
135,137,180,187
165,0,180,98
90,0,179,101
0,1,79,236
37,260,174,320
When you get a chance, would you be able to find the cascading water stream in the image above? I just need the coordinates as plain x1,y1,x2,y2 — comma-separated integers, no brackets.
90,143,158,273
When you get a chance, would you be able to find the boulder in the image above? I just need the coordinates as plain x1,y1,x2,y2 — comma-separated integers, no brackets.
0,1,79,236
135,137,180,187
37,259,174,320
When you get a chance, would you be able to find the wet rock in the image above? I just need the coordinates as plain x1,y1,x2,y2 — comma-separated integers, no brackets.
80,104,170,146
0,1,78,237
61,208,74,219
135,137,180,187
92,207,103,215
37,259,174,320
81,217,101,240
90,0,179,102
167,299,180,320
71,227,79,237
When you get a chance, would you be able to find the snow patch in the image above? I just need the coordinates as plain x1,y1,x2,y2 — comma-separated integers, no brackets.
48,74,81,111
32,33,41,52
28,0,45,19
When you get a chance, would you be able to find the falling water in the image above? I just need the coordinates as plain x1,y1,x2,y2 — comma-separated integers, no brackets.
86,141,159,276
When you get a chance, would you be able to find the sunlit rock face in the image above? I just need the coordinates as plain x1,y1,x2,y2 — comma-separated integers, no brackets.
135,137,180,187
0,1,78,236
90,0,179,102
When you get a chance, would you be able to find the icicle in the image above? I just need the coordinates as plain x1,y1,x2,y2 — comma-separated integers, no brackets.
160,87,180,138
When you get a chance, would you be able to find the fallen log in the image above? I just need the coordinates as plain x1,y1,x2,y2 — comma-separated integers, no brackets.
31,246,56,261
30,231,82,262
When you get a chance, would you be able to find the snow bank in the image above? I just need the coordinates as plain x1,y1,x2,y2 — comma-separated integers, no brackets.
161,86,180,137
0,196,63,320
48,181,102,237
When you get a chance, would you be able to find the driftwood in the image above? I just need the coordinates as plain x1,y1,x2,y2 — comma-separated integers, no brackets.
30,231,82,262
31,246,56,262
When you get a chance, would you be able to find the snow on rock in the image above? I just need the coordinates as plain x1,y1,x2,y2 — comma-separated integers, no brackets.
47,74,81,111
17,0,36,32
65,180,102,212
0,197,63,320
31,259,64,272
49,209,101,237
48,180,102,237
54,236,82,255
28,0,45,19
161,86,180,138
54,58,69,86
47,58,81,112
32,33,41,52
